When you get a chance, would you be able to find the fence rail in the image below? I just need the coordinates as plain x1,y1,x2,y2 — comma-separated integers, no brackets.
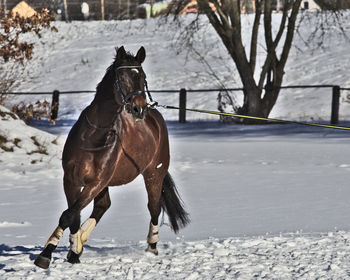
6,85,350,124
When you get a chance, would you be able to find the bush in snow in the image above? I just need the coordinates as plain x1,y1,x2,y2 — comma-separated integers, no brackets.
0,105,62,165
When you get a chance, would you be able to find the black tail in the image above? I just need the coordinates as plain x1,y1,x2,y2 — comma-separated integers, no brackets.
160,172,190,233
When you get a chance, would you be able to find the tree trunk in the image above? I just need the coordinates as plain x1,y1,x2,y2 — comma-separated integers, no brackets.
237,87,264,123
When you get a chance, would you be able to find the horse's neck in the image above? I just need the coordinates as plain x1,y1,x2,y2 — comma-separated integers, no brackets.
91,71,124,126
94,87,114,103
86,98,120,129
94,69,116,101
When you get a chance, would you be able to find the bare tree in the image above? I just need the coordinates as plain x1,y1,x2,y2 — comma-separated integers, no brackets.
167,0,349,122
185,0,302,122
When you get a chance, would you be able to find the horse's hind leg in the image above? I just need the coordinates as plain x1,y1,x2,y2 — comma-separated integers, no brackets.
67,187,111,263
90,187,111,223
143,170,164,255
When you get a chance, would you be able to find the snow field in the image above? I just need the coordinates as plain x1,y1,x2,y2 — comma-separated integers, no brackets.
2,232,350,279
1,12,350,279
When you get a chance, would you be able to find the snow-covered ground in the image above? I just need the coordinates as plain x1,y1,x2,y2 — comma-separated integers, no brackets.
3,232,350,279
1,13,350,279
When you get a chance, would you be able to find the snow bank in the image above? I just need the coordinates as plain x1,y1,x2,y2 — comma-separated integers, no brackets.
0,105,63,165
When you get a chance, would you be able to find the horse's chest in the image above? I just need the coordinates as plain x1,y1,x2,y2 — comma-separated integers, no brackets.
123,129,156,161
114,125,157,178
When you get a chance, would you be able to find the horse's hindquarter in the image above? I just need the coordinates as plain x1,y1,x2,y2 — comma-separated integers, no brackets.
109,109,170,186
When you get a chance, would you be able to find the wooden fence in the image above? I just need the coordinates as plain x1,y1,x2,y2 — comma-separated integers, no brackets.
7,85,350,124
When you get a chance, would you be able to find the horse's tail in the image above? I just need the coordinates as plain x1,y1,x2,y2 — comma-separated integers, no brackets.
160,172,190,233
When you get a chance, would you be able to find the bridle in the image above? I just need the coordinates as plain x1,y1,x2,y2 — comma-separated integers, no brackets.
81,64,156,152
114,65,155,109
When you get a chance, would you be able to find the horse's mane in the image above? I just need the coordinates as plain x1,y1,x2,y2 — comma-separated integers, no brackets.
94,50,137,102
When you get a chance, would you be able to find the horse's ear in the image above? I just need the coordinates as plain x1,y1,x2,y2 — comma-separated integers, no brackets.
116,46,126,61
136,46,146,64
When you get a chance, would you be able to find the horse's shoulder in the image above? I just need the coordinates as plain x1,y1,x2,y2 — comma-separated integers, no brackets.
145,108,168,136
148,108,164,120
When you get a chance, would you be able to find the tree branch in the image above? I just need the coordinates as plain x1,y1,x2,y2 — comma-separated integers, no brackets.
273,1,292,50
258,0,297,89
264,0,274,49
279,0,302,69
211,0,232,32
197,0,226,39
228,0,242,37
249,0,262,73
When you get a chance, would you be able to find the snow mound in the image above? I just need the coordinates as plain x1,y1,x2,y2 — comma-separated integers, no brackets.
0,221,31,228
1,232,350,279
0,105,63,165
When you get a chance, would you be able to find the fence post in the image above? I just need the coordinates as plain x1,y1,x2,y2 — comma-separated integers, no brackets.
63,0,69,22
331,86,340,125
50,90,60,121
101,0,105,20
179,88,187,123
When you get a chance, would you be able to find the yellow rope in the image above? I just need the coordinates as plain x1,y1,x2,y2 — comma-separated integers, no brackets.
161,105,350,131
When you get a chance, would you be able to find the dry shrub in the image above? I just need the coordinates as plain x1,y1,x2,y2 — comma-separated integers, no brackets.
0,8,57,65
0,8,57,102
11,100,51,124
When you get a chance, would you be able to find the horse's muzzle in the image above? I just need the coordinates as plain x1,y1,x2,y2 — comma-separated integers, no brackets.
131,104,146,121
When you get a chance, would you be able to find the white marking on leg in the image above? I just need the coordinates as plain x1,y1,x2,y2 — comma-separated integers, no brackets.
80,218,96,244
147,222,159,244
70,229,82,255
69,218,96,255
45,226,63,247
156,163,162,169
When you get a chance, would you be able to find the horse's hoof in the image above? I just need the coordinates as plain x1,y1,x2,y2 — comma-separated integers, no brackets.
146,243,158,255
34,254,51,269
67,250,81,264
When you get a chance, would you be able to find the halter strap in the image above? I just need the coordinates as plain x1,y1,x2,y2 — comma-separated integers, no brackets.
116,65,143,70
115,65,144,105
115,65,155,108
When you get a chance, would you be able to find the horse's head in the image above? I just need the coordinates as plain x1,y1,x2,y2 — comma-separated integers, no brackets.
114,46,147,121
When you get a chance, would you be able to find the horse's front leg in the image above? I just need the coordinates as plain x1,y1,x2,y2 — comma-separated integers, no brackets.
143,169,166,255
34,176,81,269
34,181,106,269
67,187,111,263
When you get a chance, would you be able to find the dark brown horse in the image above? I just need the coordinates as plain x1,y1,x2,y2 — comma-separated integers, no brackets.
34,46,189,269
